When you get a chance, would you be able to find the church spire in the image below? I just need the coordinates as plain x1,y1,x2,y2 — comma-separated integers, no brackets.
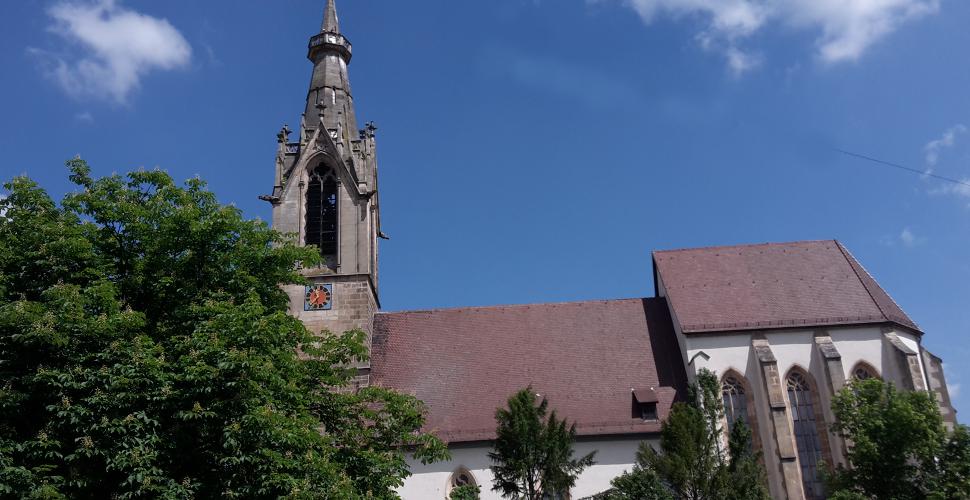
304,0,356,147
321,0,339,34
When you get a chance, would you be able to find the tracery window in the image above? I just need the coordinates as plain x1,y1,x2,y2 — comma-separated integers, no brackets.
787,371,825,500
305,164,338,260
447,468,477,498
721,375,748,433
852,364,878,381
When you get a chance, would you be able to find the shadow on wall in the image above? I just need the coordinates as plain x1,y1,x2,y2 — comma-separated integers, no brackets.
643,298,689,396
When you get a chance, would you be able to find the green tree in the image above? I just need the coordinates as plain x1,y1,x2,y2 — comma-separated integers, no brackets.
722,420,770,500
605,369,769,500
488,387,595,499
600,447,672,500
449,483,481,500
0,161,447,498
827,378,970,499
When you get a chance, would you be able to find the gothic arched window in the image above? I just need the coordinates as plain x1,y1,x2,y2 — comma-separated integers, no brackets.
722,375,748,433
787,371,825,500
852,363,879,381
447,467,477,497
305,164,338,260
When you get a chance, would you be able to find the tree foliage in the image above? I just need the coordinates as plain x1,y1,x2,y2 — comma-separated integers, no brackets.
448,483,481,500
0,161,447,498
605,369,769,500
488,387,595,499
601,446,672,500
827,378,970,499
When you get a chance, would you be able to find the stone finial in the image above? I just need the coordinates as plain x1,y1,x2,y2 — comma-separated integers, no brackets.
277,124,291,144
363,121,378,138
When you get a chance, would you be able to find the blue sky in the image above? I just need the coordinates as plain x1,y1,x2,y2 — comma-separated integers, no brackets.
1,0,969,415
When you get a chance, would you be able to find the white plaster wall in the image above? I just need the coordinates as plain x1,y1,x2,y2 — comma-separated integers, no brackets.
399,438,651,500
828,326,885,378
681,326,923,393
682,326,922,397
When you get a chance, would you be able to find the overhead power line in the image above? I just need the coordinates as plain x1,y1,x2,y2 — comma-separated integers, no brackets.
836,149,970,189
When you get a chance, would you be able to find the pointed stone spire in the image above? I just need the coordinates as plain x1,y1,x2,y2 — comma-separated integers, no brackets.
304,0,356,162
322,0,340,33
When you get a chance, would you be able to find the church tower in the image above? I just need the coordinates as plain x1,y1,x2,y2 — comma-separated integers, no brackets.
262,0,381,381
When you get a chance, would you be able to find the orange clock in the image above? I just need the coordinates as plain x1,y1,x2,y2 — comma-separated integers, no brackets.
304,284,333,310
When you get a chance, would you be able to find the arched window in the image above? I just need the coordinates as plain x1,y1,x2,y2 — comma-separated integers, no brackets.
305,164,338,260
447,467,477,497
852,363,879,381
787,371,825,500
722,375,748,432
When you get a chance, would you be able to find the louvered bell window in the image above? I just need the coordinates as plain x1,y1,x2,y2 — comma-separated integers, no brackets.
305,164,339,260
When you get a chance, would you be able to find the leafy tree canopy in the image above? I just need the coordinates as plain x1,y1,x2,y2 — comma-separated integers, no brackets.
0,160,446,498
488,387,595,499
448,483,481,500
828,378,970,500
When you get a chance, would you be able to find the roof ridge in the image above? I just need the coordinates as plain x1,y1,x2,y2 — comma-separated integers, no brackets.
376,297,655,315
653,239,837,256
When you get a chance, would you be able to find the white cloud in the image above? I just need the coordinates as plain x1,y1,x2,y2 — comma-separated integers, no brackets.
75,111,94,123
30,0,191,103
604,0,940,72
925,124,967,168
900,227,915,246
923,124,970,203
936,180,970,200
724,45,761,75
899,227,923,247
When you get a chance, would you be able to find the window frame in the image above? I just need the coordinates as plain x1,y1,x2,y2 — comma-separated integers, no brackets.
785,367,831,500
850,361,881,382
446,467,477,498
304,163,340,263
719,370,762,457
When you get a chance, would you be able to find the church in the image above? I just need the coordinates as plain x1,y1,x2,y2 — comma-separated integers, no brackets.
261,2,957,499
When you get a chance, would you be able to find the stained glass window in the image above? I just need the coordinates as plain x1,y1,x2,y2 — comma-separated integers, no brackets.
452,470,473,487
788,372,825,500
305,164,338,259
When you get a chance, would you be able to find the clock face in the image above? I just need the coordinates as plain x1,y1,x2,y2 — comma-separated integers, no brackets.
304,284,333,311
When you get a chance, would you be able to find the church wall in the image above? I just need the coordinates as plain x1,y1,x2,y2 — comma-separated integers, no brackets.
398,437,655,500
677,324,929,499
679,331,787,497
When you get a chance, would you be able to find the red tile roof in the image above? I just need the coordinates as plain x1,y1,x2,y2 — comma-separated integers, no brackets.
370,298,688,443
653,240,919,334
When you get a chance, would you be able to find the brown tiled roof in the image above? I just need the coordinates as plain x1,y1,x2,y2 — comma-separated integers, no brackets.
653,240,920,334
370,298,688,443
